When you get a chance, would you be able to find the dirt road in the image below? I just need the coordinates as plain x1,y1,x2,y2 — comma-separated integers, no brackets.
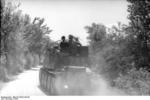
0,67,45,96
0,66,125,96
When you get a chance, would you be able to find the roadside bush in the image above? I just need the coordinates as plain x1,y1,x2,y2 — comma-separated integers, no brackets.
114,68,150,95
0,66,8,82
85,22,150,95
0,55,9,81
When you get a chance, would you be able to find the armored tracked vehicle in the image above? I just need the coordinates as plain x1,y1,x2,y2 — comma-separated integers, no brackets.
39,39,92,95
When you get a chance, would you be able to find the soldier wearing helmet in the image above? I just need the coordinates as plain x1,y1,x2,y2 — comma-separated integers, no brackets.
60,36,69,53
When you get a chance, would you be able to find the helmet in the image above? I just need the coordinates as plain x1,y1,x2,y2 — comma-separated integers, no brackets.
61,36,65,40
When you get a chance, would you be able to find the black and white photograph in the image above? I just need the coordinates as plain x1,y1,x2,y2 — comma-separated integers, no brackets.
0,0,150,97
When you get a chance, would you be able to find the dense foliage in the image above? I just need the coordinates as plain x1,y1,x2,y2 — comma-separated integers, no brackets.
85,0,150,95
0,1,52,81
127,0,150,69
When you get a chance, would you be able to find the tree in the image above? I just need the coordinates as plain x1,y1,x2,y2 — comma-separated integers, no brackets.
85,23,106,43
1,2,23,69
85,23,107,54
127,0,150,68
0,1,52,75
24,17,52,62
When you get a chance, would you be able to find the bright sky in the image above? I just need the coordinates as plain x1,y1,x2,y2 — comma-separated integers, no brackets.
18,0,129,45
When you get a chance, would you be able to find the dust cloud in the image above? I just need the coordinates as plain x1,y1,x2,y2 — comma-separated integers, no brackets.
53,66,126,96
